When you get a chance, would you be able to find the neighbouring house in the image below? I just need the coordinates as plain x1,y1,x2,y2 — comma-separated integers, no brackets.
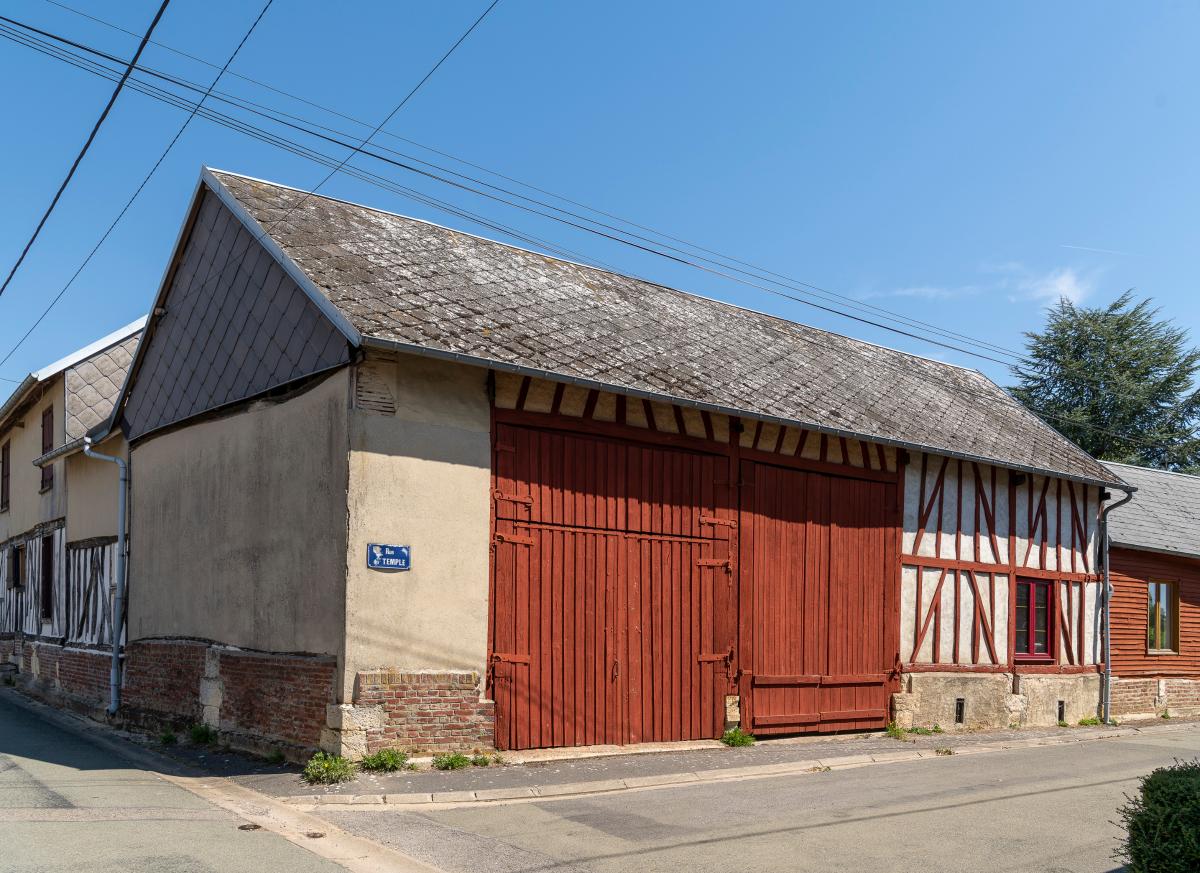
1104,462,1200,718
0,319,143,708
48,167,1132,757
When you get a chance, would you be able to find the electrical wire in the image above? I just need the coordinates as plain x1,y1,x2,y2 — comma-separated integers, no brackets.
0,0,171,301
0,1,275,370
0,14,1186,455
33,0,1023,362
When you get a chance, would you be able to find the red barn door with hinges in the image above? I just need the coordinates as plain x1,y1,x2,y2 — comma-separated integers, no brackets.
490,422,735,751
739,459,896,734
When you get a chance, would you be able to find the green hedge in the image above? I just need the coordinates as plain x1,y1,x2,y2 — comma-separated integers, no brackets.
1118,759,1200,873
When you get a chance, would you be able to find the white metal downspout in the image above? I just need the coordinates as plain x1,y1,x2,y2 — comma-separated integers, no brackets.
1098,487,1135,725
83,436,128,717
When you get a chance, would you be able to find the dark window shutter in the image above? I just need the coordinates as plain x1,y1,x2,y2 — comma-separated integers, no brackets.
40,535,54,621
41,406,53,490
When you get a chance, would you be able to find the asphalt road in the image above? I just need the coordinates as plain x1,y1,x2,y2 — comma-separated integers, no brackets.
0,693,345,873
318,728,1200,873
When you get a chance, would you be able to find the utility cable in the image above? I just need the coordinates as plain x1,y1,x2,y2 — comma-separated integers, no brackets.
0,0,171,301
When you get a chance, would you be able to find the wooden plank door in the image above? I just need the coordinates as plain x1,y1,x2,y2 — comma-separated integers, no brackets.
740,460,892,734
490,423,731,750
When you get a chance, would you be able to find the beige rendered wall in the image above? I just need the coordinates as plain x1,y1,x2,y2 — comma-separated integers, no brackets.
64,432,128,543
0,379,66,542
128,369,352,664
342,351,492,695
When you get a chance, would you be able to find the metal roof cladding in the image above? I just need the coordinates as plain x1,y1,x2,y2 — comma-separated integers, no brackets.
185,168,1124,489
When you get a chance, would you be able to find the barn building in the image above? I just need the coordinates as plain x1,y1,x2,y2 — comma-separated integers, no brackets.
70,169,1130,756
1105,462,1200,718
1,320,143,702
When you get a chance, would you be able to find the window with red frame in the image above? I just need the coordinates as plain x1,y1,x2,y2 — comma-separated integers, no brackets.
1015,578,1054,661
40,406,53,491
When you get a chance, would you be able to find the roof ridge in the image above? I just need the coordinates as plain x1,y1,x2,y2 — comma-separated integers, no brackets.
1104,460,1200,481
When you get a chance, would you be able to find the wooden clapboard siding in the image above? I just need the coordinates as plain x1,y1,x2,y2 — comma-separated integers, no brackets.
1110,546,1200,678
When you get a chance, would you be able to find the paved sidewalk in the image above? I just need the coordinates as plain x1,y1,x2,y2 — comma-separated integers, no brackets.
230,718,1199,807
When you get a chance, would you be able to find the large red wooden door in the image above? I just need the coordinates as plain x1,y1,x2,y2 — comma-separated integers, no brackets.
739,460,895,734
491,424,735,750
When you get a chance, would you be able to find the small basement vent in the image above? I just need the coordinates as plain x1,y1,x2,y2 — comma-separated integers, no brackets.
354,361,396,415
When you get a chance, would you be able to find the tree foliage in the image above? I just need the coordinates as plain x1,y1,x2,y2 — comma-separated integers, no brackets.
1010,292,1200,471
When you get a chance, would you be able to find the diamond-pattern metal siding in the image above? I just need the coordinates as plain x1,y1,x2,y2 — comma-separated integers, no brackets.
210,171,1115,485
122,189,351,441
64,334,140,440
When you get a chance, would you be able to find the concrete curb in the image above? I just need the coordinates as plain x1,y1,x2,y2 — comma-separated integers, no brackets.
285,722,1197,809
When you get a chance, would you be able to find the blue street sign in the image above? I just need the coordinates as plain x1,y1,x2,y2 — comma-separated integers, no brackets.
367,544,411,571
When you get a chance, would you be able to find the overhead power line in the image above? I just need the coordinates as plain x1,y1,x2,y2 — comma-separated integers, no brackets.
36,0,1023,363
0,11,1185,455
0,1,275,371
0,0,171,302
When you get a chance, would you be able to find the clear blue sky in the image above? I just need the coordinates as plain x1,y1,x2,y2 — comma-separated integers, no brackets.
1,1,1197,388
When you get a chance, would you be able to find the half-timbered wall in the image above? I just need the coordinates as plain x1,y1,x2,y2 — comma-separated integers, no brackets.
901,453,1102,671
1,523,65,637
64,538,120,647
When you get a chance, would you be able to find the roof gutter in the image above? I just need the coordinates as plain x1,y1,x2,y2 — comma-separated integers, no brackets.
359,334,1129,492
0,374,39,434
1099,484,1137,725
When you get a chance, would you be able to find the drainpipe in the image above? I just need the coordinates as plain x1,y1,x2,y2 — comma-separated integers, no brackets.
83,436,128,717
1098,486,1134,725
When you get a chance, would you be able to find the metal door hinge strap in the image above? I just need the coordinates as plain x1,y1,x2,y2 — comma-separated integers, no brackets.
494,532,535,546
699,515,737,529
492,490,533,505
491,652,531,664
697,558,732,569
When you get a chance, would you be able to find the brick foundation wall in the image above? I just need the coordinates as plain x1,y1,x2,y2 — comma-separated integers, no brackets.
1111,676,1200,717
354,670,494,753
1110,678,1159,716
1164,678,1200,713
4,636,334,755
123,641,207,723
218,650,335,748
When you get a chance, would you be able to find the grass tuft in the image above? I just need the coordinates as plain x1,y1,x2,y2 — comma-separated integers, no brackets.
302,752,356,784
907,724,943,736
432,753,471,771
721,727,755,747
1078,716,1102,727
189,723,218,745
1057,720,1070,728
934,747,954,756
359,748,411,772
470,754,491,767
884,722,907,740
159,730,177,746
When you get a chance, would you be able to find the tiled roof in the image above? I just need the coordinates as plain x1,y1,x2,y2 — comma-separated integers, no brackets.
209,170,1120,486
65,332,140,440
1105,462,1200,559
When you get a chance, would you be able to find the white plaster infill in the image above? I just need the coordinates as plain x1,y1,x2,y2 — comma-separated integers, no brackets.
284,721,1199,809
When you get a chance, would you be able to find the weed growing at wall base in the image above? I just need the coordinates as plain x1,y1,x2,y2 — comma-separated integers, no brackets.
432,753,471,770
189,723,217,745
360,748,412,772
721,728,755,747
302,752,356,784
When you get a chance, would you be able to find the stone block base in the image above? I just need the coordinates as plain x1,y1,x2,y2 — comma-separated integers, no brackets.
893,671,1101,730
324,670,494,758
